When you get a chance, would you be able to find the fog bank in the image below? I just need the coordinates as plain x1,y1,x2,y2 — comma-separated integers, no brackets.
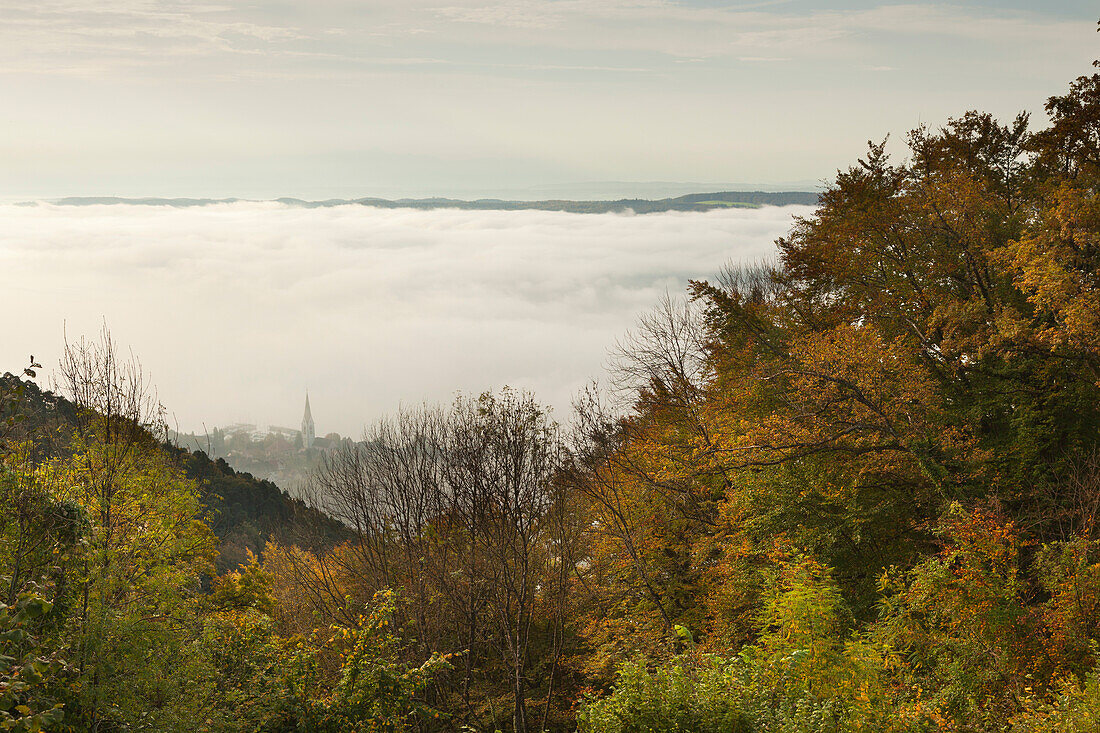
0,202,811,436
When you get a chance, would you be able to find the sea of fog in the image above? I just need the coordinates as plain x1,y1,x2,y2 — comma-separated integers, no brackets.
0,202,813,436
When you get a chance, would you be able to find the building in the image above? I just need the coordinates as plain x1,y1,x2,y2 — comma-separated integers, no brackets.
301,393,315,449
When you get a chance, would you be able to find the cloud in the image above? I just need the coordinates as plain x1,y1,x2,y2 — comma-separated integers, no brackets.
422,2,1085,61
843,4,1080,43
0,202,808,435
1,1,1089,77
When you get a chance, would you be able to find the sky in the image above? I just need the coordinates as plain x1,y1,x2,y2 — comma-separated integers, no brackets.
2,1,1099,436
0,203,808,435
0,1,1097,199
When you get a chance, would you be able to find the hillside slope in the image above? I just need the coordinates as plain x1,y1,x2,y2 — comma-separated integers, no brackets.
0,373,348,571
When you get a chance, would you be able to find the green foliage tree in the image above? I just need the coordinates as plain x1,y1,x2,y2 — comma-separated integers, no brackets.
0,585,66,732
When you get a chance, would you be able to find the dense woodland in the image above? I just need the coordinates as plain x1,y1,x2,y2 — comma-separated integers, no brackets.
5,55,1100,732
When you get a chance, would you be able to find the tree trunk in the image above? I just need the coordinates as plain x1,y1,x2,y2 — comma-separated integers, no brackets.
512,665,528,733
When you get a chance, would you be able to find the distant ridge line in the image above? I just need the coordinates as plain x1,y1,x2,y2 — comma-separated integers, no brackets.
28,190,820,213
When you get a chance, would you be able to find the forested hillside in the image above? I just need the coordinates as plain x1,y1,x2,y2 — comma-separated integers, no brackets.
4,55,1100,733
0,373,347,572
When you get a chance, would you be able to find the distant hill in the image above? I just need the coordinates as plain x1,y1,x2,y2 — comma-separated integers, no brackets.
0,374,349,572
33,190,820,213
511,180,825,199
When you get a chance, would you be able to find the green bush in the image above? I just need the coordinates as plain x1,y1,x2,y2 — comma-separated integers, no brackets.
581,554,915,733
1011,667,1100,733
578,655,749,733
0,585,66,732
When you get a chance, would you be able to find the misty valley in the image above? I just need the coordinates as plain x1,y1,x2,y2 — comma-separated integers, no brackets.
4,8,1100,733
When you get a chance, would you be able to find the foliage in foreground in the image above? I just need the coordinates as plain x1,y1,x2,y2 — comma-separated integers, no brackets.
576,52,1100,733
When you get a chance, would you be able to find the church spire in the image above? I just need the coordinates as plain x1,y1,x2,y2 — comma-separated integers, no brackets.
301,392,315,449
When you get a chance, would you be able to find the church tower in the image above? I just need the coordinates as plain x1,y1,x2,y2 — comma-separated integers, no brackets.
301,393,315,449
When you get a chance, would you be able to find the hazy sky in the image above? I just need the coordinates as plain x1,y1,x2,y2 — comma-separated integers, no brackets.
1,1,1097,198
3,2,1099,435
1,203,809,435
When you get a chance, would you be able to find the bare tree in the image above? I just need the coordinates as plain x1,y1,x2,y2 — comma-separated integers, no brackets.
1039,448,1100,542
610,292,711,413
445,390,564,733
303,390,570,732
